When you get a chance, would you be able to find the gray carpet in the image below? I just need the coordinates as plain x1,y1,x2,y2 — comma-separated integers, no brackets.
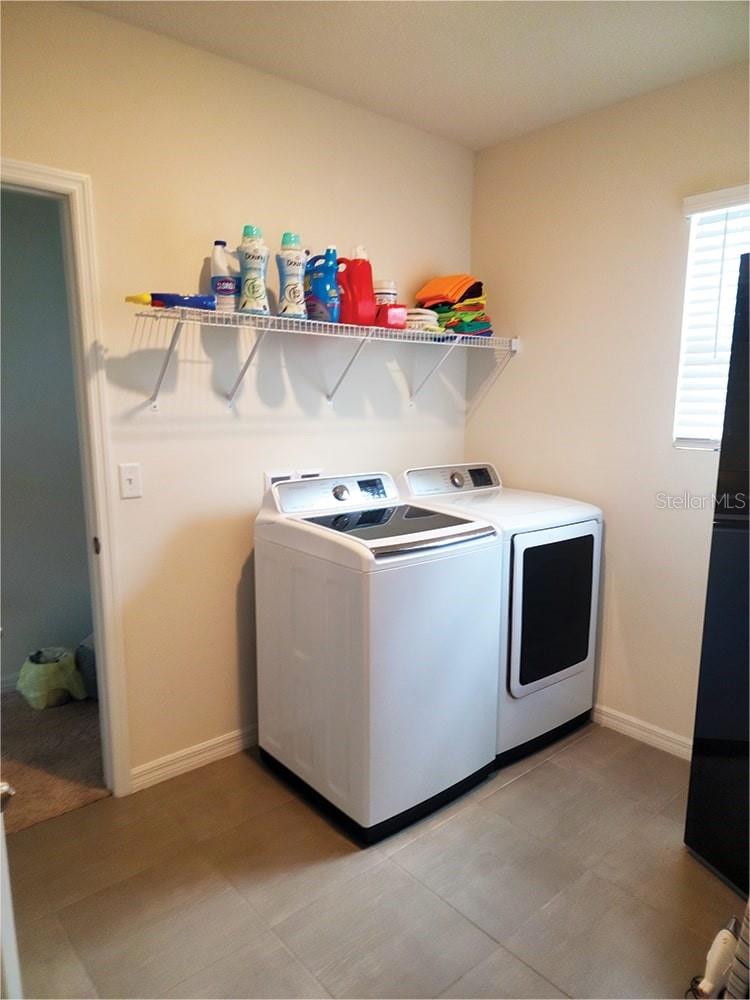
1,691,109,832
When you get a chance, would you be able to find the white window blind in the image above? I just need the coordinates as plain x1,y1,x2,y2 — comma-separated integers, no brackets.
673,190,750,449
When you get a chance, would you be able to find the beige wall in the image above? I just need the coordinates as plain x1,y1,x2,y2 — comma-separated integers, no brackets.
469,63,748,741
1,2,473,770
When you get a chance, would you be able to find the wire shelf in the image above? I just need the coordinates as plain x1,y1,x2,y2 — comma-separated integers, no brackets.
131,307,518,408
134,307,514,351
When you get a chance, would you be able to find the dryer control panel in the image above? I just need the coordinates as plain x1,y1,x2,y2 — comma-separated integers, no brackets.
405,464,501,496
274,473,399,514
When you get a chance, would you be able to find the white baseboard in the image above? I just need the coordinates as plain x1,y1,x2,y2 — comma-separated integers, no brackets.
593,704,692,760
130,723,258,792
128,706,691,793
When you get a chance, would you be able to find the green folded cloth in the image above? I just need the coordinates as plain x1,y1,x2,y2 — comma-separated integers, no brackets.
450,320,493,335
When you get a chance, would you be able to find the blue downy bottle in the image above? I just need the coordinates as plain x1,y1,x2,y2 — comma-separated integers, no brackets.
304,246,340,322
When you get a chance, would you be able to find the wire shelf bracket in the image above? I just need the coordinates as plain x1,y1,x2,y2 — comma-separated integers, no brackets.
409,336,463,404
148,321,184,410
326,329,374,402
226,330,268,407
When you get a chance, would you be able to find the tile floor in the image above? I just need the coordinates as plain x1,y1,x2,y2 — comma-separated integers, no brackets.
6,723,745,999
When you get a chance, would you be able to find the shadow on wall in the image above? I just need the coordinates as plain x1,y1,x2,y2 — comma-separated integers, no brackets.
106,348,179,400
593,523,607,706
105,321,469,421
236,549,257,737
465,347,514,422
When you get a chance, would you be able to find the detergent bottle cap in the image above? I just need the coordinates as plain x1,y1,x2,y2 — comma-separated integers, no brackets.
214,239,227,247
353,245,369,259
242,224,262,240
281,232,301,250
324,245,338,260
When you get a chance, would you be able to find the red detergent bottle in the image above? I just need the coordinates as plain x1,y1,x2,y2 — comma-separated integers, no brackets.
337,246,377,326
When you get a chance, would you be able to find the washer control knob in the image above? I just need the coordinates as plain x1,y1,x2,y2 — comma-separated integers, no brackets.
450,472,465,489
332,484,350,502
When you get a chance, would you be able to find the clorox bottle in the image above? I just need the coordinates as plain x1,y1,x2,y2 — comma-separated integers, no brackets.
238,225,270,315
304,246,340,322
211,240,240,312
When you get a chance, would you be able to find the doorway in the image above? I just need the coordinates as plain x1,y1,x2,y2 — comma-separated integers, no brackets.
1,161,130,829
1,187,109,830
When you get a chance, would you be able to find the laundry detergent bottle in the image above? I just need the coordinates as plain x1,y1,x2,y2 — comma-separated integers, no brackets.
276,232,307,318
304,246,340,323
338,245,376,326
238,225,270,315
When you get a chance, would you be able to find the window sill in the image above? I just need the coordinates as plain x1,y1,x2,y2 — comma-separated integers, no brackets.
673,438,721,452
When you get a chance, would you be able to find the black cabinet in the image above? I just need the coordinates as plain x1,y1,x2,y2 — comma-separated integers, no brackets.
685,254,749,896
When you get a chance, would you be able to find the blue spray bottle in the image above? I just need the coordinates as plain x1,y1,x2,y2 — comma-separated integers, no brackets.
304,246,340,323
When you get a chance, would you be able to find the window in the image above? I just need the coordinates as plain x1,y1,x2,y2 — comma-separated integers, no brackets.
673,186,750,450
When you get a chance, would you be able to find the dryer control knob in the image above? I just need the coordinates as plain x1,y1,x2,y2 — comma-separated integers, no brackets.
450,472,465,488
332,484,350,501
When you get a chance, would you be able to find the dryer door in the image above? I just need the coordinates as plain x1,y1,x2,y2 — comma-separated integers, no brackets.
509,519,601,698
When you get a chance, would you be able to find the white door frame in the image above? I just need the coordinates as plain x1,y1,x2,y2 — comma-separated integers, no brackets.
2,158,131,795
1,807,23,998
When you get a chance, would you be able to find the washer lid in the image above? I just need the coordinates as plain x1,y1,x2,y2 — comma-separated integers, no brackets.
304,504,467,540
303,504,495,557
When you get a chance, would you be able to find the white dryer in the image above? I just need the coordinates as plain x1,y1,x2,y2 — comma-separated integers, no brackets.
401,464,602,761
254,471,503,843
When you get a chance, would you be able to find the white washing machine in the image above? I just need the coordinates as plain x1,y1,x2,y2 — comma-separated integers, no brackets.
401,463,602,761
254,471,503,843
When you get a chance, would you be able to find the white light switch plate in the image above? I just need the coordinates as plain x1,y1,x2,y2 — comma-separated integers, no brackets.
118,463,143,499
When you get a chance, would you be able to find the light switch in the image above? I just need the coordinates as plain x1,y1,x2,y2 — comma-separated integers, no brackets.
118,463,143,499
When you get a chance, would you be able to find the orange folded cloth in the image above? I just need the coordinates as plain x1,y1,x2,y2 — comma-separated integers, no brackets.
415,274,477,305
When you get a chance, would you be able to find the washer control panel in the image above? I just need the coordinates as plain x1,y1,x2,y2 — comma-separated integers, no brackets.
275,473,397,513
405,464,501,496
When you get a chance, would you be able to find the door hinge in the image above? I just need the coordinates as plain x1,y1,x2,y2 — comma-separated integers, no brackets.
93,536,101,555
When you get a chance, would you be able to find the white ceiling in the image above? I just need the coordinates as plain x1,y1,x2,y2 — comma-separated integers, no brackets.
82,1,748,150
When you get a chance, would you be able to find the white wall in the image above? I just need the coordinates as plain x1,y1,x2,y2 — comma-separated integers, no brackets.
1,189,93,688
469,63,749,742
1,2,473,770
